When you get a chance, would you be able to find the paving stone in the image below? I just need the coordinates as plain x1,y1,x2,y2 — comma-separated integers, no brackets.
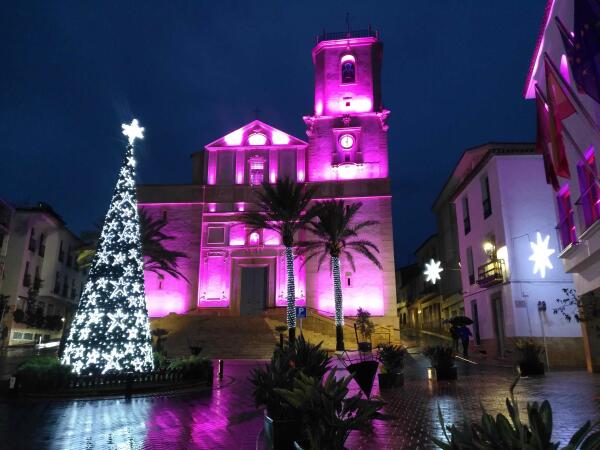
0,356,598,449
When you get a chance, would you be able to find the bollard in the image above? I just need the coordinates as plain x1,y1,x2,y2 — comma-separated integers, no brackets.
218,359,224,379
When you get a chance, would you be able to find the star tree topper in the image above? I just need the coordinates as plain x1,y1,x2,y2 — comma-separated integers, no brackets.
529,232,555,279
122,118,145,144
424,259,443,284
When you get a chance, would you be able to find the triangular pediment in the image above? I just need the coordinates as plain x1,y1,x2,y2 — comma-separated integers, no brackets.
205,120,307,149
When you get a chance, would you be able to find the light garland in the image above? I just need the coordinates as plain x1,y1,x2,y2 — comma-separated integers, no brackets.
332,256,344,327
62,119,154,375
285,247,296,329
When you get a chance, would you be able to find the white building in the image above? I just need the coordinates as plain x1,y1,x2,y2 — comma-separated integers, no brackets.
0,203,85,346
525,0,600,372
451,143,584,368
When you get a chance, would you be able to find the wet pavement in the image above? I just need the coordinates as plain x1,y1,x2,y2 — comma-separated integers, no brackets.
0,354,599,450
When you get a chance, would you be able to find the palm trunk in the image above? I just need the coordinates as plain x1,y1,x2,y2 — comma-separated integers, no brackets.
332,255,344,351
285,246,296,345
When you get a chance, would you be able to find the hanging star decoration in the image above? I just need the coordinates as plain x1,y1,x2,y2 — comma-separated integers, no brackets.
529,232,555,278
424,259,443,284
122,118,145,144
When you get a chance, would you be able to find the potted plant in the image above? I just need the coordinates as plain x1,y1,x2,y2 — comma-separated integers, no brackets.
433,375,600,449
276,371,390,450
151,328,169,354
516,339,545,376
376,344,406,389
250,335,330,450
355,307,374,352
423,345,457,380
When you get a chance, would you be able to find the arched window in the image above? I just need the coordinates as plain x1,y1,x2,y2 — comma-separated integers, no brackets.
341,55,355,84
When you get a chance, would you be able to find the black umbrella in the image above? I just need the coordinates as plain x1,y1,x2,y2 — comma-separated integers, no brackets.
449,316,473,326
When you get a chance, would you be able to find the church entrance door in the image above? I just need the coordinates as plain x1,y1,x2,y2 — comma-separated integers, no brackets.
240,266,268,316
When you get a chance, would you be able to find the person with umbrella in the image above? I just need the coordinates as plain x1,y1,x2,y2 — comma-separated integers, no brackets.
448,316,474,357
458,325,472,357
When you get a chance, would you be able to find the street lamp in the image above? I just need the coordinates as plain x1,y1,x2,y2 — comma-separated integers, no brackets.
483,241,495,258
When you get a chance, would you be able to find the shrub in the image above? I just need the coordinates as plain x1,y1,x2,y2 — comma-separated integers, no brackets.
433,376,600,449
377,344,406,374
355,307,375,341
250,334,331,420
16,356,73,391
153,352,170,370
275,371,390,450
167,355,212,381
423,345,455,371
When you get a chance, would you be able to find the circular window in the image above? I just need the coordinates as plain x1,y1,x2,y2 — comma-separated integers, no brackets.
248,133,267,146
339,134,355,149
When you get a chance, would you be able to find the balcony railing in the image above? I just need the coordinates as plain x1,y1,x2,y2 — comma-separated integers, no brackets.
574,184,600,233
556,213,578,252
476,259,504,287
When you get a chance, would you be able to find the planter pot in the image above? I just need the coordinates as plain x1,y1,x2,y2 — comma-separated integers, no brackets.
264,414,301,450
434,366,457,381
358,342,372,352
294,441,348,450
519,361,545,377
378,372,404,389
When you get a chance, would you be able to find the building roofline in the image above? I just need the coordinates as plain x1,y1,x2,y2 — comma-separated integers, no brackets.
524,0,555,99
431,142,535,210
413,233,438,255
448,143,536,203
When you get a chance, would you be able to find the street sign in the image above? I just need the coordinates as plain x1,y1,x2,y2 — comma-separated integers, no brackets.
296,306,307,319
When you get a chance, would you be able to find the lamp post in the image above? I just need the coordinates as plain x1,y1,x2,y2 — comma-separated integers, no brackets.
538,300,550,370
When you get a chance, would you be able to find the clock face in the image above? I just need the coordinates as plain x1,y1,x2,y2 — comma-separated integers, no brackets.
339,134,354,149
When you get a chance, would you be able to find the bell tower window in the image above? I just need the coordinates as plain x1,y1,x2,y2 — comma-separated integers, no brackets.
341,55,355,84
248,155,265,186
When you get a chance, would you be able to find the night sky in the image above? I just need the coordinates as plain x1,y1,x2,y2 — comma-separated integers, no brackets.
1,1,545,267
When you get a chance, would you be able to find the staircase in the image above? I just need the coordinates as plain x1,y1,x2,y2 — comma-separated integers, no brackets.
150,314,278,359
264,307,401,352
150,308,402,360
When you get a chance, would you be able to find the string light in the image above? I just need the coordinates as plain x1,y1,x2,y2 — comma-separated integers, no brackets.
285,247,296,330
62,119,154,375
331,255,346,327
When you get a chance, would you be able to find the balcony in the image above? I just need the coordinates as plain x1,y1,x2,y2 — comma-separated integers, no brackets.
476,259,504,287
556,214,578,253
575,184,600,234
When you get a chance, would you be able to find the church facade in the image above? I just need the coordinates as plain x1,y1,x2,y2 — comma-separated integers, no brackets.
138,30,398,328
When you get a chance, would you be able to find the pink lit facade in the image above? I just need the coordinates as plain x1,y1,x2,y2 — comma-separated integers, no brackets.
138,31,398,328
525,0,600,371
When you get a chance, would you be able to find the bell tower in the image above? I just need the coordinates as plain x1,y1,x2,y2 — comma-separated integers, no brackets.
304,29,390,182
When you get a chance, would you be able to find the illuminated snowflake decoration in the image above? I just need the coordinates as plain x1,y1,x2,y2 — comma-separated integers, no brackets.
529,232,555,279
424,259,443,284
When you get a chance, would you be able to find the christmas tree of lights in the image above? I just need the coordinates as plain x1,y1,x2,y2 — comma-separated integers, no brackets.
62,119,154,375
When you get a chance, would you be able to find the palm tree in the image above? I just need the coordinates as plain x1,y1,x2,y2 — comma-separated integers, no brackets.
240,177,318,345
77,209,189,282
297,200,382,351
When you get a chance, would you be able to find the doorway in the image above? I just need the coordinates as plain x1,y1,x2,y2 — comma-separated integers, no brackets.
491,294,506,357
240,267,268,316
471,300,481,345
